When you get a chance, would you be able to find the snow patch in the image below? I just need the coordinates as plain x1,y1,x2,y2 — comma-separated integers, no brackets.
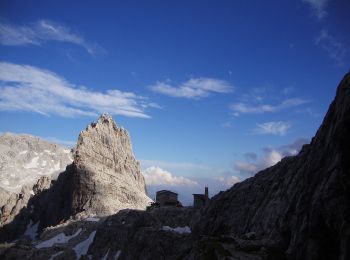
162,226,191,234
19,150,28,155
35,228,82,249
53,163,60,171
1,180,9,186
73,230,96,260
49,251,64,260
23,157,39,169
85,217,100,222
114,250,121,259
24,220,39,240
101,249,110,260
44,150,54,155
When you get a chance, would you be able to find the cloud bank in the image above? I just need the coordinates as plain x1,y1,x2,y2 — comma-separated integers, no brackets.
234,138,309,175
0,61,157,118
214,175,240,186
143,166,198,186
150,77,233,99
0,19,103,55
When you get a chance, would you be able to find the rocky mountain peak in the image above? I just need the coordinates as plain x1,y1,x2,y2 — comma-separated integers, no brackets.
97,113,116,125
70,114,151,217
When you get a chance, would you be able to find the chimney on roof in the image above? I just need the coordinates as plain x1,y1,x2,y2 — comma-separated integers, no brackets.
205,186,209,201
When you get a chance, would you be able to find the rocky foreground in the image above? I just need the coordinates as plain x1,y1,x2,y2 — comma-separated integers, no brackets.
0,73,349,259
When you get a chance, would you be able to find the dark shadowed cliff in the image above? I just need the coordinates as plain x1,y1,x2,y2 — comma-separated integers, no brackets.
191,72,350,259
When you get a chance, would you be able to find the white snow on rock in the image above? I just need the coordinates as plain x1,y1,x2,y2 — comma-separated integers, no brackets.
162,226,191,234
24,157,40,169
73,230,96,260
114,250,121,260
48,251,64,260
0,133,74,193
101,249,110,260
24,220,40,240
35,228,82,249
85,217,100,222
1,180,9,186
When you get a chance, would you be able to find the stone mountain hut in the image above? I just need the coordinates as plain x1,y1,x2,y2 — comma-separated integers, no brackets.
193,187,209,208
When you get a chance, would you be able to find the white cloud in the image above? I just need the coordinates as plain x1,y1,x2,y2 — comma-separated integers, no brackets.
233,161,259,175
0,61,158,118
234,138,309,176
143,166,198,186
302,0,329,19
150,77,233,99
230,98,308,116
254,121,291,136
0,20,103,55
315,29,347,65
214,176,240,186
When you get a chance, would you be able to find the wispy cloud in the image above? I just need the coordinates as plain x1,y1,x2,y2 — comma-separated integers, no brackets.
301,1,347,65
253,121,291,136
0,61,158,118
315,29,347,65
302,0,329,19
0,19,103,55
150,77,233,99
143,166,198,186
214,175,240,186
234,138,309,176
230,98,308,116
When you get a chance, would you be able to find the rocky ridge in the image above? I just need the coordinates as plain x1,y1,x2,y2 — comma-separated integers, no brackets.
0,133,73,193
0,114,151,242
0,134,72,228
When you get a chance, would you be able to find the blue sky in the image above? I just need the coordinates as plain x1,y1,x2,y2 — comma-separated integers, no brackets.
0,0,349,204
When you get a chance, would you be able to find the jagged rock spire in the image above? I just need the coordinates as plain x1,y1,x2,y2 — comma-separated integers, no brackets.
71,114,151,216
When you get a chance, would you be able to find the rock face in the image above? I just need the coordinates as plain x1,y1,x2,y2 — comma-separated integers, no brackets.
0,208,197,260
0,134,72,228
0,133,73,193
0,177,51,227
70,114,151,216
192,72,350,259
0,114,151,242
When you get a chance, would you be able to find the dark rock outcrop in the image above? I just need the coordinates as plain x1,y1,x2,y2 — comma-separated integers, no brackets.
0,208,197,260
192,72,350,259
